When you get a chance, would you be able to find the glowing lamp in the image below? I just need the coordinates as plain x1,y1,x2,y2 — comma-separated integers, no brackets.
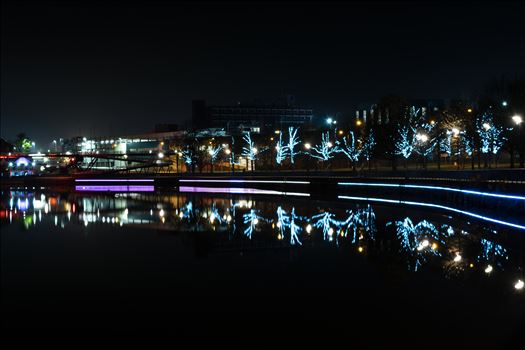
515,279,524,290
512,115,522,125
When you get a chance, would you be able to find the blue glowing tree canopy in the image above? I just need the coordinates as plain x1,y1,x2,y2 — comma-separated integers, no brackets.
275,132,289,165
361,130,376,161
336,131,361,163
207,145,222,162
394,125,415,159
309,131,338,161
286,127,300,164
242,132,258,161
476,112,506,155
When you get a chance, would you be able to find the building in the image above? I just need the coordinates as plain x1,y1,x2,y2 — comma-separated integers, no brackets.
192,96,314,134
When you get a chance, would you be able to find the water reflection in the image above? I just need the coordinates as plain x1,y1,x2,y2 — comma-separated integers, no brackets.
1,188,523,293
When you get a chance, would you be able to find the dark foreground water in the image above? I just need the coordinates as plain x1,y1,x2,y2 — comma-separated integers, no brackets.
1,188,524,345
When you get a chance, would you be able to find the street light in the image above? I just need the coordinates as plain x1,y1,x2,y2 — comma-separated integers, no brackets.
304,143,311,150
502,101,508,107
512,115,523,125
326,117,333,125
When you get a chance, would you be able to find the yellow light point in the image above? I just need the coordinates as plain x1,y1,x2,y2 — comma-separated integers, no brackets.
277,234,282,240
430,120,435,125
270,137,274,141
469,263,474,268
358,246,364,253
356,120,362,126
179,211,184,218
272,223,275,229
431,242,438,250
340,230,345,237
161,217,165,224
467,108,472,113
338,130,344,135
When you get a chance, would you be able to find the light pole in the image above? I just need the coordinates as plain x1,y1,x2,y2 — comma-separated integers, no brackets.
512,115,523,168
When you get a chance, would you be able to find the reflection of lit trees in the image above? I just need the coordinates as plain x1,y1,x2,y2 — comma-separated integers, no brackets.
387,218,445,271
243,209,264,239
275,206,303,245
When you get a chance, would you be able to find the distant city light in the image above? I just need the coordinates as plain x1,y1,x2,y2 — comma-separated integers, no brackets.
515,279,524,290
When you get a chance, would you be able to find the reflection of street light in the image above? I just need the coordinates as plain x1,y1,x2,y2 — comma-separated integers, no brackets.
512,115,523,125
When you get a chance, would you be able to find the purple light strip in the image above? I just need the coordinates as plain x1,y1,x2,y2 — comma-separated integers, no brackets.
75,179,154,182
179,179,309,184
179,186,309,197
75,185,154,192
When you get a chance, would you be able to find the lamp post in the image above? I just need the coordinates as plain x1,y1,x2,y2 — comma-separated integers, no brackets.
512,115,523,168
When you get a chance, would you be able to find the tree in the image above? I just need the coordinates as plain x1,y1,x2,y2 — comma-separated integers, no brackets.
286,127,300,164
309,131,338,164
336,131,361,171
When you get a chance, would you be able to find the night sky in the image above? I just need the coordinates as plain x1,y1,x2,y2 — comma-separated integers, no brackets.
2,0,524,146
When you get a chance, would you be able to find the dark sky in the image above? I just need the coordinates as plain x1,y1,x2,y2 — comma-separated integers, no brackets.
2,0,524,146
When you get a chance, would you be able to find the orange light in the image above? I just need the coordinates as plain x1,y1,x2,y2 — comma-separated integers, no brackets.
356,120,362,126
338,130,344,135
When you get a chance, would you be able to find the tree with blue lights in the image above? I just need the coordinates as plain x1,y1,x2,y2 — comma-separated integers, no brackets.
181,147,195,172
361,130,376,170
336,131,361,170
476,112,506,167
309,131,338,163
394,125,416,168
207,145,222,173
286,127,300,164
275,132,288,165
242,132,257,161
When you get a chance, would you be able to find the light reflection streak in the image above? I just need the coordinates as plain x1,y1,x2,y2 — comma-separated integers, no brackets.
179,186,309,197
338,195,525,231
338,182,525,201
